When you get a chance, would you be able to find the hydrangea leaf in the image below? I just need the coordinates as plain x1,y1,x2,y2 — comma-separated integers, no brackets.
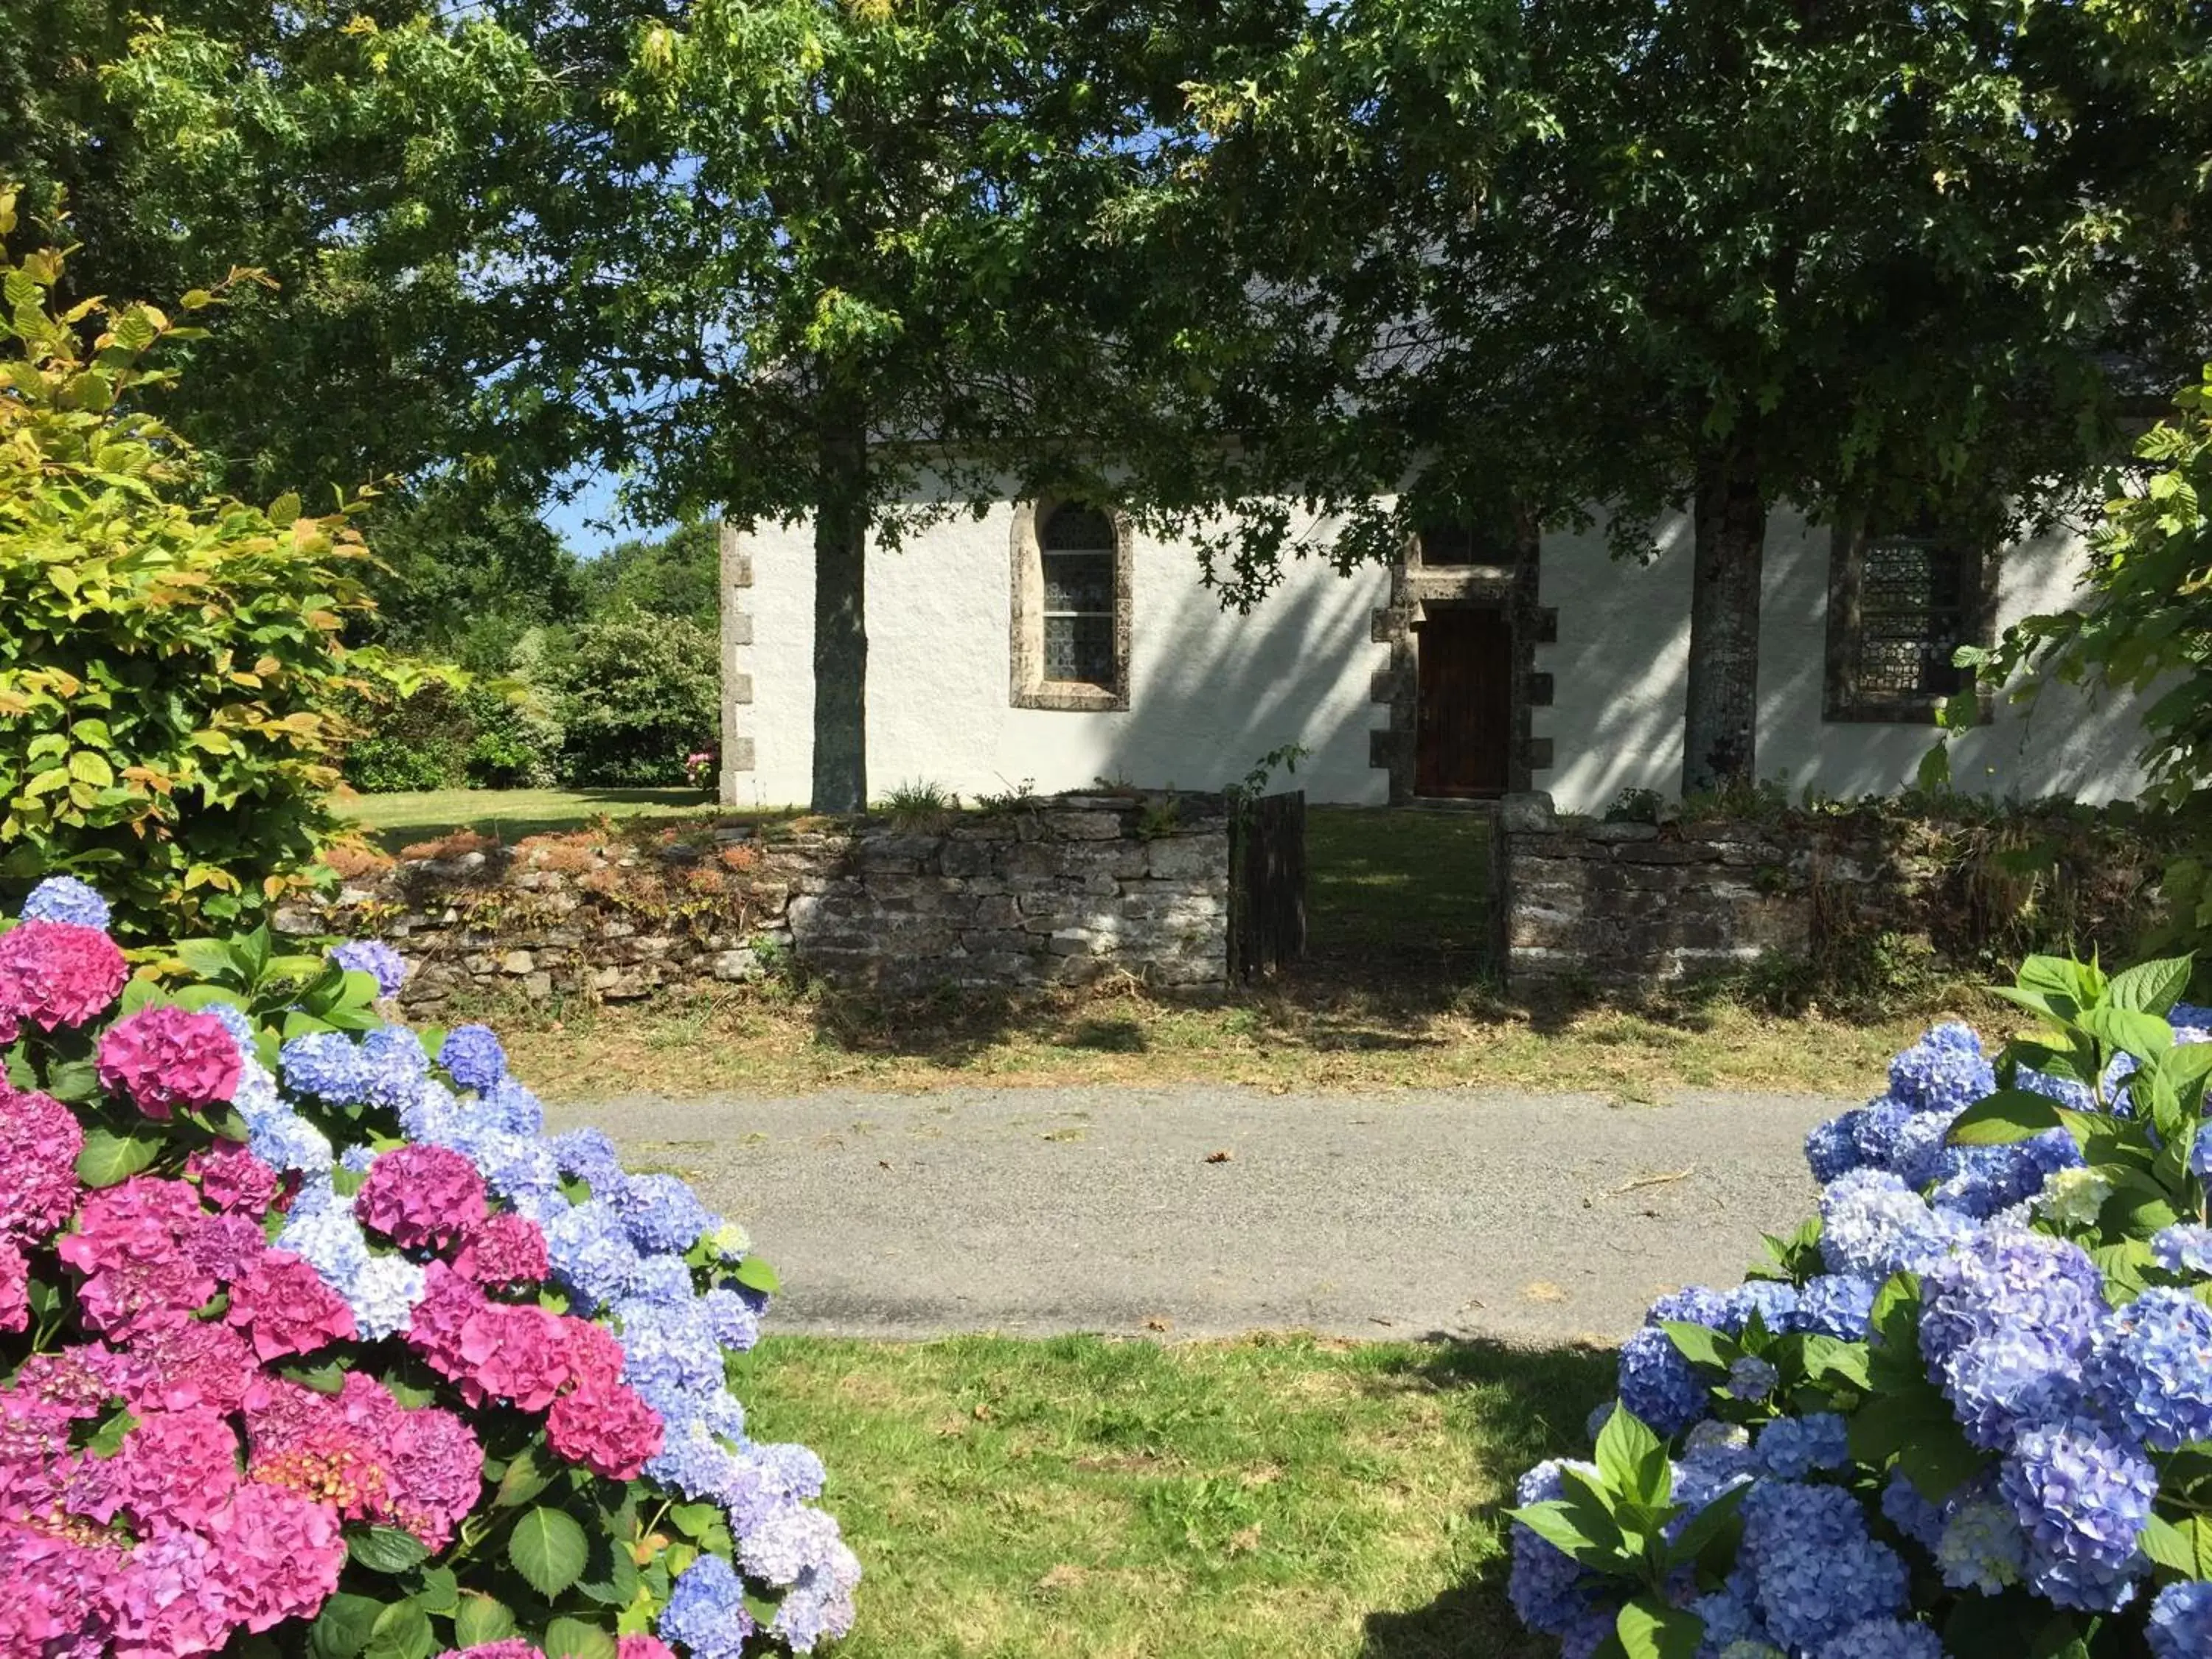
2140,1513,2198,1577
363,1597,434,1659
1596,1403,1674,1512
733,1254,782,1295
412,1566,458,1615
74,1124,161,1187
347,1524,431,1575
509,1505,591,1599
306,1593,382,1659
1614,1596,1702,1659
2107,956,2194,1016
543,1616,619,1659
1658,1319,1738,1374
1505,1499,1623,1572
495,1442,554,1508
43,1057,97,1105
451,1593,516,1646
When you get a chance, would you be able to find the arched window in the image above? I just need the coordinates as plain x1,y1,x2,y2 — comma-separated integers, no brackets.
1010,501,1131,711
1040,504,1117,686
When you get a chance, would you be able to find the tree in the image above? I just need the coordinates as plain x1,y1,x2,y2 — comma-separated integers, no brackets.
420,0,1305,812
360,481,583,673
1164,0,2212,793
579,521,720,633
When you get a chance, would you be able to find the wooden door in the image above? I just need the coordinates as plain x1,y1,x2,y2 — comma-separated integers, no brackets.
1414,608,1512,798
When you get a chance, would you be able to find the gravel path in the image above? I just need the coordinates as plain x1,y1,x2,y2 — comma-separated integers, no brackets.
545,1085,1845,1346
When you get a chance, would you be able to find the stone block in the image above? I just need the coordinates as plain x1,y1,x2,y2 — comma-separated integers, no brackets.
1497,792,1556,835
498,950,535,975
1586,821,1659,844
1610,841,1710,866
1146,836,1225,880
712,948,766,982
1037,810,1122,841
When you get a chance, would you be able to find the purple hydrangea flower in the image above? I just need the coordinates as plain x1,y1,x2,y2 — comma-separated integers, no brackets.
1820,1169,1972,1281
1742,1481,1907,1651
1880,1471,1945,1554
1919,1226,2104,1448
2152,1222,2212,1277
1725,1279,1800,1336
357,1024,428,1113
1815,1621,1945,1659
1728,1356,1778,1402
612,1172,714,1254
329,938,407,998
2000,1417,2157,1612
658,1554,757,1658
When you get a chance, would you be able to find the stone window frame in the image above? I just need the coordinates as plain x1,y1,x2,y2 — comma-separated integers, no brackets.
1823,518,2000,726
1009,498,1134,712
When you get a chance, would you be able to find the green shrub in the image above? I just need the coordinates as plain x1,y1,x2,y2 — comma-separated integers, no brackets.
339,678,473,793
548,613,720,786
0,196,371,936
460,680,564,787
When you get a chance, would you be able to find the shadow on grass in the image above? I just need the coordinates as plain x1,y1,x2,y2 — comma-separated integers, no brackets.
1353,1340,1618,1659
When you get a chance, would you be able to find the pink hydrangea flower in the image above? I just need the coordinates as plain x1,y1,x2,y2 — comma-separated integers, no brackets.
0,1522,119,1655
566,1316,627,1399
0,1242,27,1334
449,1211,549,1288
546,1381,664,1481
407,1264,577,1411
13,1349,109,1416
78,1405,240,1531
57,1178,217,1340
0,1083,83,1244
437,1643,545,1659
203,1480,345,1634
104,1527,230,1658
96,1318,262,1416
225,1251,356,1361
321,1374,483,1550
189,1211,270,1284
0,1392,83,1520
355,1144,487,1249
96,1005,242,1119
0,919,127,1032
618,1639,679,1659
187,1145,280,1217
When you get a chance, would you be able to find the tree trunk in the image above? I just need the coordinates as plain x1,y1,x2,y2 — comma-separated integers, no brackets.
1681,447,1767,796
810,406,869,814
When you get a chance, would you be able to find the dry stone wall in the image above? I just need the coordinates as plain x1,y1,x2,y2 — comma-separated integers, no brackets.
1491,793,1886,988
291,793,1230,1009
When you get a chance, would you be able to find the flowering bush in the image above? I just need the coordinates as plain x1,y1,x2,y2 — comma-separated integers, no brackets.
0,876,857,1656
1509,953,2212,1658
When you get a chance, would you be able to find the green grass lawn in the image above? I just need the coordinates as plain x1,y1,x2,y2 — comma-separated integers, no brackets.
338,786,719,852
734,1333,1612,1659
1306,807,1490,961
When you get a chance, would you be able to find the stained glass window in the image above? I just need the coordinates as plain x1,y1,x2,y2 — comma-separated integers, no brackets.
1853,535,1971,702
1040,504,1117,687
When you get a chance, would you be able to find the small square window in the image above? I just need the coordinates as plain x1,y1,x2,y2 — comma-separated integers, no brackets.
1826,522,1992,723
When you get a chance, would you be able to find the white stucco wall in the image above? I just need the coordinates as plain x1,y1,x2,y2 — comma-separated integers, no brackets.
733,504,1392,809
1531,509,2151,815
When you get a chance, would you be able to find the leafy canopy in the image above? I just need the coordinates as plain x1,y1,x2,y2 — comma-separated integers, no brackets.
0,191,375,937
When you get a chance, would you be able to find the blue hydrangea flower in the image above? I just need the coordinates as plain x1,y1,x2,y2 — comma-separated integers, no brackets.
277,1203,373,1289
1727,1356,1778,1402
1918,1225,2104,1368
1742,1481,1907,1651
630,1254,700,1304
280,1031,371,1105
345,1253,428,1340
1930,1131,2081,1220
1820,1169,1971,1281
1509,1460,1602,1635
1618,1326,1708,1436
1880,1472,1945,1554
658,1554,756,1659
1888,1110,1961,1190
2017,1065,2096,1112
20,876,111,930
329,939,407,998
647,1416,743,1501
339,1146,377,1175
2000,1417,2157,1611
2150,1581,2212,1659
543,1200,643,1310
2084,1287,2212,1451
612,1172,714,1253
552,1127,625,1186
1674,1425,1756,1514
1888,1023,1994,1114
438,1023,507,1093
1804,1114,1863,1184
2192,1127,2212,1183
2152,1222,2212,1276
1935,1493,2025,1593
204,1000,257,1050
1850,1097,1913,1168
1725,1280,1799,1336
614,1298,728,1414
246,1102,335,1177
1649,1285,1733,1329
1689,1566,1766,1652
1814,1621,1944,1659
1755,1413,1847,1481
485,1077,544,1135
1795,1275,1876,1340
356,1026,428,1113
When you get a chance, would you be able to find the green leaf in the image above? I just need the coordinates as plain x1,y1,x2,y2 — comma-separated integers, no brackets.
2081,1005,2174,1062
495,1442,554,1508
2140,1514,2197,1576
1615,1596,1703,1659
76,1126,161,1188
413,1566,458,1615
84,1406,137,1458
1507,1500,1624,1572
579,1537,644,1607
307,1592,383,1659
732,1255,781,1295
347,1524,431,1575
1947,1089,2067,1145
543,1616,620,1659
670,1501,723,1540
364,1597,435,1659
2109,956,2194,1016
1799,1335,1872,1390
451,1594,517,1647
44,1057,97,1104
1659,1320,1737,1372
175,937,240,986
1595,1402,1672,1510
507,1506,590,1599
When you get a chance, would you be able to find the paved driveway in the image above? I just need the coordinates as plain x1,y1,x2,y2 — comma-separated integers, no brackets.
547,1085,1844,1345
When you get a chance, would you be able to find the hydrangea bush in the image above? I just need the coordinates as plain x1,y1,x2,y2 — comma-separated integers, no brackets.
0,874,857,1657
1509,953,2212,1658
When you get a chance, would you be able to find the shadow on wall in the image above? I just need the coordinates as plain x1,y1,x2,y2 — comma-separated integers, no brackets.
1082,572,1385,801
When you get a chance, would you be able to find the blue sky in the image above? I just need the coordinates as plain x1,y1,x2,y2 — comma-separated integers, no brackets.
542,470,676,558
